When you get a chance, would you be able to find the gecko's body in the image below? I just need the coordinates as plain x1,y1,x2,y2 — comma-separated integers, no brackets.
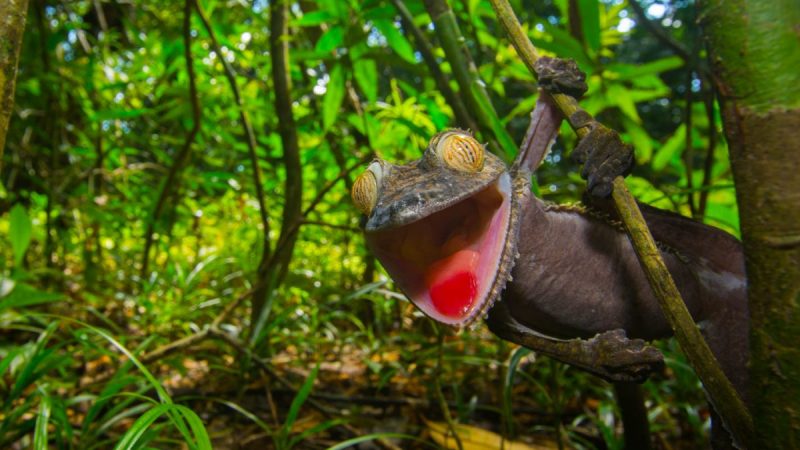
351,94,748,448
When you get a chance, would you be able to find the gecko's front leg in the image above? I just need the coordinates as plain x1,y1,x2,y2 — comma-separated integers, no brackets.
487,300,664,383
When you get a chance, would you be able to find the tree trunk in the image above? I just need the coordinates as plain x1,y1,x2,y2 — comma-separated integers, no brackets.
701,1,800,447
0,0,30,175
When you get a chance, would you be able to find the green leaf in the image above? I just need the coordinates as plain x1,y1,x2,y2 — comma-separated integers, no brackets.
0,283,62,312
606,83,641,123
295,10,335,27
373,19,417,64
653,124,686,171
33,391,52,450
9,204,32,266
323,64,346,131
352,58,378,102
284,365,319,429
315,25,344,54
578,0,601,53
607,57,684,81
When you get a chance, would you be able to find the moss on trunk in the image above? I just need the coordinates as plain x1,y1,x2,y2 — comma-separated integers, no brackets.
701,0,800,447
0,0,30,174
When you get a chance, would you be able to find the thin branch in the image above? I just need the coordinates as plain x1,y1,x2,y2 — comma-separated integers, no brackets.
628,0,712,81
300,220,360,232
422,0,517,161
683,72,697,217
141,0,202,279
487,0,754,445
390,0,477,132
271,155,371,260
697,82,717,219
193,0,271,261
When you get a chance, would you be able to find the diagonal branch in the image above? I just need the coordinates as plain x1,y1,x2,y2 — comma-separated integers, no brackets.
141,0,203,279
192,0,271,261
389,0,477,131
422,0,517,161
487,0,753,446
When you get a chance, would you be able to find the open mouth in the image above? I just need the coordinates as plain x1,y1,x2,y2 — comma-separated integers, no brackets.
365,173,512,326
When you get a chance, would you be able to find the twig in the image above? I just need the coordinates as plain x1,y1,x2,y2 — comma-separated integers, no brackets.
300,220,360,232
89,287,257,385
270,156,371,260
697,83,717,219
141,0,203,279
487,0,753,446
193,0,271,261
683,71,697,217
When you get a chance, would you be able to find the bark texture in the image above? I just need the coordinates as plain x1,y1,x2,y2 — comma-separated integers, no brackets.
0,0,30,174
701,0,800,447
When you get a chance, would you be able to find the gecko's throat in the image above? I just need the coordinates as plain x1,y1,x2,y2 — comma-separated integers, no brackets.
366,173,513,326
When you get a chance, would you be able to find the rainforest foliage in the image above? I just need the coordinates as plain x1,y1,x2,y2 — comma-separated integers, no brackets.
1,0,744,448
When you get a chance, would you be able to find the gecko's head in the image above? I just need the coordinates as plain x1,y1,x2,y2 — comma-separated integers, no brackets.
351,130,521,327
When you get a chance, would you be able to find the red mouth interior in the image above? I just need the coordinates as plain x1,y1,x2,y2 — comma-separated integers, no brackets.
366,176,511,325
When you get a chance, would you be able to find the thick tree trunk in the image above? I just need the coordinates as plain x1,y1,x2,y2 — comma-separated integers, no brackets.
701,1,800,447
0,0,30,175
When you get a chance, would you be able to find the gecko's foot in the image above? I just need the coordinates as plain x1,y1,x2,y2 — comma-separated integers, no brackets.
586,329,664,383
569,114,635,197
534,57,588,99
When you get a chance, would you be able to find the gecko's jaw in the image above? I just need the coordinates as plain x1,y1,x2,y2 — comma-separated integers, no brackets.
365,173,513,327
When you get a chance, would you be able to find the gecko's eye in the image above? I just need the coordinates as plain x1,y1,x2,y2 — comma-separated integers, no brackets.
432,131,485,173
352,160,385,215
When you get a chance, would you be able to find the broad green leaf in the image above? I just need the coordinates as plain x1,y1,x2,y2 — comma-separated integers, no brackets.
294,10,335,27
622,116,654,164
315,25,344,54
607,57,684,81
323,64,346,131
653,124,687,171
373,19,417,64
9,204,32,265
578,0,601,53
352,58,378,102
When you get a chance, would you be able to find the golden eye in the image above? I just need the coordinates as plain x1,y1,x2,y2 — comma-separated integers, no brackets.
435,131,485,172
351,161,383,215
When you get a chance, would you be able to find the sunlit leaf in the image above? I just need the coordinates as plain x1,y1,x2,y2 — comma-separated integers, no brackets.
653,124,687,171
323,64,346,131
315,25,344,54
9,204,32,265
295,10,336,27
577,0,601,53
353,58,378,102
373,19,417,64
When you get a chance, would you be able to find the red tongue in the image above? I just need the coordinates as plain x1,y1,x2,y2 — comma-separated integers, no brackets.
425,249,479,318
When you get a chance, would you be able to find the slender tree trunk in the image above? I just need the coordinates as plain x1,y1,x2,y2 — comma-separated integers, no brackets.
0,0,29,175
250,0,303,332
701,1,800,447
